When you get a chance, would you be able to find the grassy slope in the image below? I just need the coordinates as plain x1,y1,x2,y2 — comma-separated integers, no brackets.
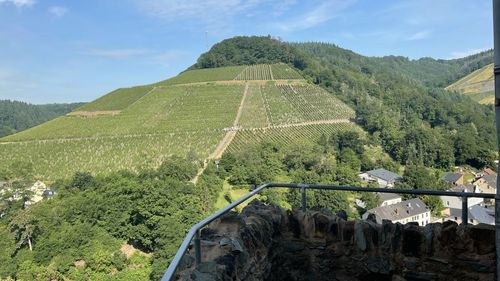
1,64,360,179
446,64,494,104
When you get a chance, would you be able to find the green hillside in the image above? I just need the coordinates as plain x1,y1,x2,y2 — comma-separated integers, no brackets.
0,64,354,179
0,100,83,138
445,63,494,104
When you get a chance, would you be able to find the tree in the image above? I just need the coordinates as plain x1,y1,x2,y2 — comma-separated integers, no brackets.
9,209,39,252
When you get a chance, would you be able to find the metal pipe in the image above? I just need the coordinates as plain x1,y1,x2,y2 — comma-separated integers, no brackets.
493,0,500,279
161,182,271,281
194,230,201,265
267,183,495,199
462,196,468,225
162,182,495,280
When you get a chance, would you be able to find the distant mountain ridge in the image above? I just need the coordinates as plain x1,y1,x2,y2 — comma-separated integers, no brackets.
0,100,84,138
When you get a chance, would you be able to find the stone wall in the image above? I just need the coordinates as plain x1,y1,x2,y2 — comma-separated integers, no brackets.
174,200,495,281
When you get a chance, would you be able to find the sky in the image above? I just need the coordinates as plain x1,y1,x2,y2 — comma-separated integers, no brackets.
0,0,493,104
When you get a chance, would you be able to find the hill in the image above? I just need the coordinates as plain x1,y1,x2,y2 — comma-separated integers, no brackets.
445,63,494,104
191,37,496,170
0,64,358,179
0,100,83,138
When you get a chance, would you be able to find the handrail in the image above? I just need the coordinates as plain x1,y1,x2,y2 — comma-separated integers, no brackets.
161,182,496,281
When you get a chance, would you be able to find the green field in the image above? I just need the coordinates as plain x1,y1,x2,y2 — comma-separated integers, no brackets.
227,123,363,152
446,64,494,104
271,63,303,80
156,66,245,86
76,85,154,111
1,65,359,179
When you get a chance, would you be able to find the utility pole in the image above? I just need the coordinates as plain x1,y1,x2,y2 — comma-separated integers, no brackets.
493,0,500,280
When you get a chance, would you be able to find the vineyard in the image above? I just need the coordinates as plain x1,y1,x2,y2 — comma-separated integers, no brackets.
235,64,273,80
76,85,154,111
271,64,303,80
227,123,363,152
0,130,224,180
238,84,269,128
156,66,245,86
2,85,244,141
0,64,359,179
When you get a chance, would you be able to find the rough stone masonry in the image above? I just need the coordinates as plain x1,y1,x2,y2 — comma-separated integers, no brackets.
174,200,495,281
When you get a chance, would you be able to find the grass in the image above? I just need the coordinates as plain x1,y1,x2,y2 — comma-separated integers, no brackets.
1,65,358,180
156,66,245,86
214,181,255,211
271,64,303,80
76,85,154,111
446,64,494,104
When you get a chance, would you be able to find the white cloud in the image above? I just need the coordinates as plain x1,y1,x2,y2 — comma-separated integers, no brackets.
0,0,35,8
83,48,149,58
136,0,299,31
407,30,430,41
449,48,490,59
272,0,357,32
48,6,68,18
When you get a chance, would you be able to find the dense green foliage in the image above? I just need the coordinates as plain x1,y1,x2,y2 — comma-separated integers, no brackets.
0,157,223,281
191,36,297,69
0,100,83,138
194,36,496,170
220,131,399,217
373,50,492,88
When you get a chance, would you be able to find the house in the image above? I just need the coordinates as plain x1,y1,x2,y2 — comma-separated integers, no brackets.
362,198,431,226
378,193,402,207
440,184,483,210
442,173,464,186
473,174,496,194
440,184,484,224
359,169,403,188
483,168,497,177
24,180,49,207
468,205,494,225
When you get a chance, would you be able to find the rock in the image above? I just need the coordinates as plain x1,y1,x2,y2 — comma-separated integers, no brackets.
176,200,495,281
354,221,367,251
403,271,437,281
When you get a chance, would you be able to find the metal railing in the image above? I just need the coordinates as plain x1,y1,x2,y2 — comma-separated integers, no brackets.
161,182,496,281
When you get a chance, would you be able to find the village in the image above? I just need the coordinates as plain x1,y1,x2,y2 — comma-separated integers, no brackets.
359,167,497,226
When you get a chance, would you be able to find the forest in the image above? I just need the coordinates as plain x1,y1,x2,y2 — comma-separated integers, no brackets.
0,100,83,138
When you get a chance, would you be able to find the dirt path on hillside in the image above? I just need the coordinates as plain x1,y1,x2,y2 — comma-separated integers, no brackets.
191,83,250,183
255,119,352,130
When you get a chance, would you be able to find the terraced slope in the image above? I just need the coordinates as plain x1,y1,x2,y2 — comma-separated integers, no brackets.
0,65,357,179
445,64,494,104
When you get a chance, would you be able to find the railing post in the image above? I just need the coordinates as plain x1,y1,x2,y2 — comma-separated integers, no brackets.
194,230,201,265
301,187,307,212
462,196,468,225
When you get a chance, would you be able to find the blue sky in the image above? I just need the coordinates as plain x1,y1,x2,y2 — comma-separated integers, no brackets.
0,0,493,104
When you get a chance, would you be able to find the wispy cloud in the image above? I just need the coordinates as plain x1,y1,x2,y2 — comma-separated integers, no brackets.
48,6,68,18
272,0,356,32
449,48,490,59
407,30,430,41
83,48,149,58
136,0,299,31
0,0,35,8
